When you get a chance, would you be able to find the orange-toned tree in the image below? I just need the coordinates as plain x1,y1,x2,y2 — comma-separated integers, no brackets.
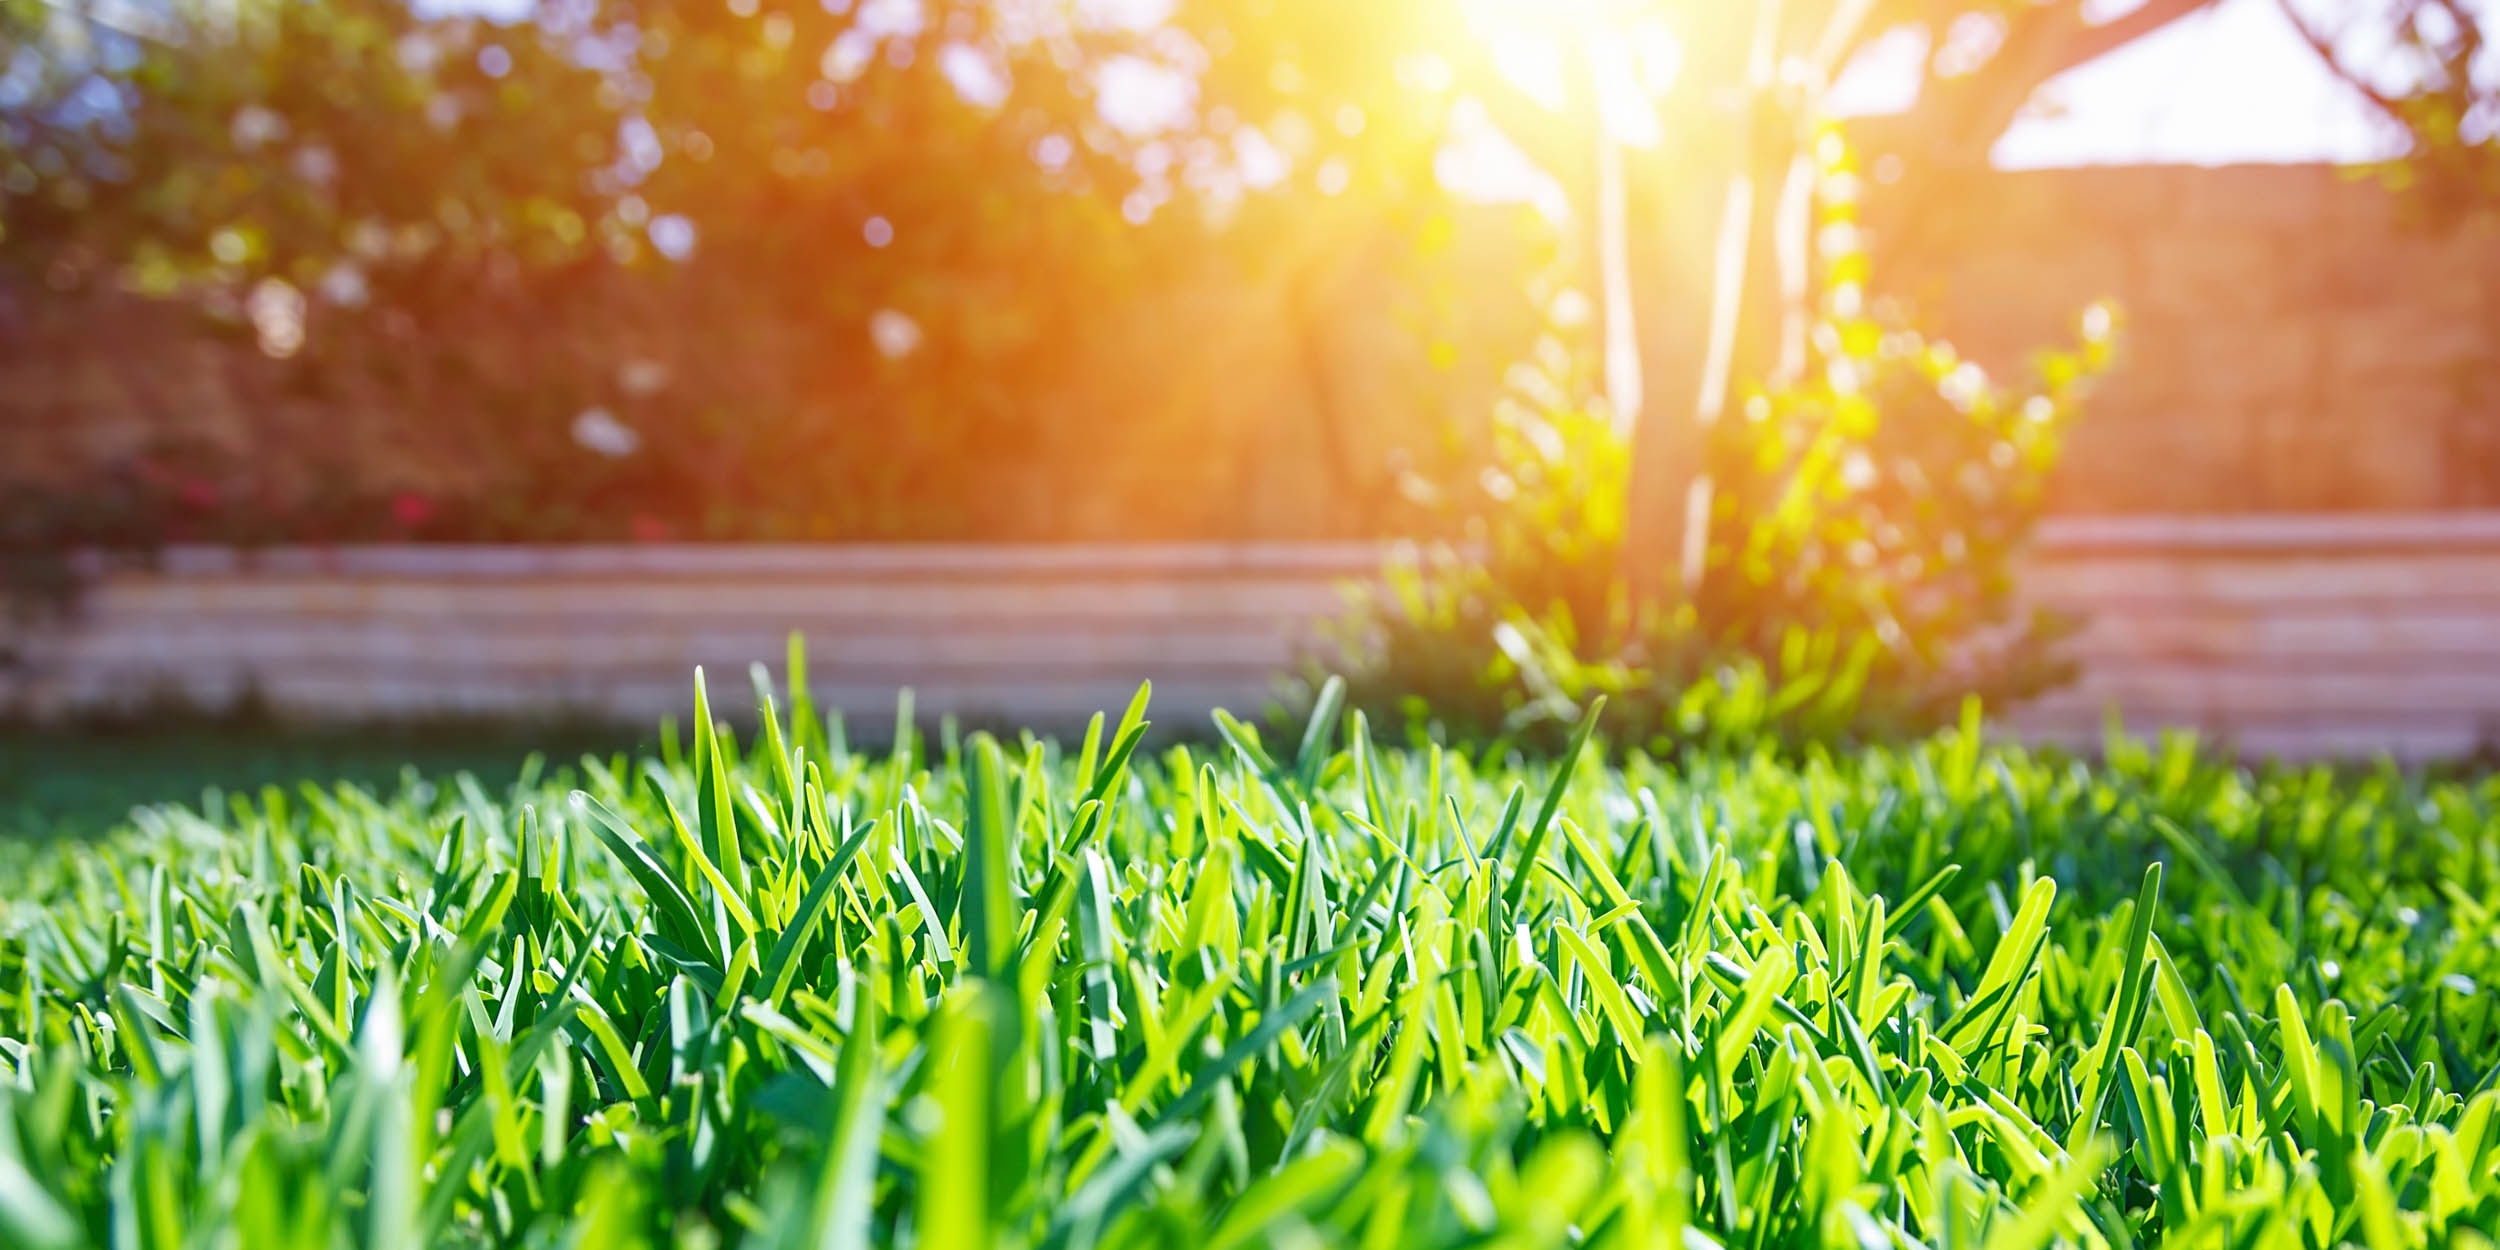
1,0,1516,544
4,0,2492,561
1161,0,2495,740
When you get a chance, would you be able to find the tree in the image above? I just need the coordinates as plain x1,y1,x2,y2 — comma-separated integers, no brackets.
2,0,620,319
4,0,1521,541
1154,0,2489,737
2274,0,2500,219
1609,1,2229,601
8,0,2492,550
1160,0,2494,595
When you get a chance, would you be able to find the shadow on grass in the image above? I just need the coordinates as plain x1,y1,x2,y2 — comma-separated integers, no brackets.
0,702,649,840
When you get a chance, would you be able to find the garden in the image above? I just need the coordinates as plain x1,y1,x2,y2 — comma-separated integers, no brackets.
7,0,2500,1246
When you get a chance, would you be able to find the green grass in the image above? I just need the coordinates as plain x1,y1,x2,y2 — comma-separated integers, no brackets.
0,718,646,840
2,652,2497,1249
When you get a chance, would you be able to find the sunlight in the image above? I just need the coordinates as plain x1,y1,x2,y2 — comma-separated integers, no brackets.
1456,0,1684,144
1440,0,1690,436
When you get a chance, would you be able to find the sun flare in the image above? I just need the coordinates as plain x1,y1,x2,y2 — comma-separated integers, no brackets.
1455,0,1687,134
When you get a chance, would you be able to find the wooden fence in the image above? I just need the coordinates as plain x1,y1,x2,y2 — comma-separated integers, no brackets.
3,543,1377,732
2006,514,2500,760
7,515,2498,760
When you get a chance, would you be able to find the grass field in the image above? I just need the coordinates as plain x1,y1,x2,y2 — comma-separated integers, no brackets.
0,719,647,841
1,655,2496,1249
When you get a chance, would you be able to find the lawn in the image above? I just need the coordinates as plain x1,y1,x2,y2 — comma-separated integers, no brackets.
0,660,2494,1249
0,718,647,841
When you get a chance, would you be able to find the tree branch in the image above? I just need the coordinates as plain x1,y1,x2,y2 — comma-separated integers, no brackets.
2272,0,2411,123
2023,0,2223,82
1845,0,2218,193
1932,0,2221,153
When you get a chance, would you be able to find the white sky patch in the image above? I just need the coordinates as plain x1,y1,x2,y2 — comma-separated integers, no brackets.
230,105,287,151
571,407,641,457
647,214,696,260
940,42,1011,108
618,358,670,396
395,32,446,75
1395,52,1457,94
1457,0,1574,111
1827,0,2412,167
410,0,535,23
1586,34,1660,148
2273,0,2498,128
1826,26,1927,118
1076,0,1174,32
619,116,664,176
1997,0,2409,166
318,263,369,308
823,31,878,82
292,144,339,185
853,0,925,39
1485,31,1570,113
1095,55,1194,136
1627,16,1683,97
869,308,923,358
1233,125,1289,189
1435,96,1571,225
249,279,306,358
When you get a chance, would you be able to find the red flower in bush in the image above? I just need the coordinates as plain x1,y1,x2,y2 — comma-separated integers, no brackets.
629,514,671,543
391,492,435,529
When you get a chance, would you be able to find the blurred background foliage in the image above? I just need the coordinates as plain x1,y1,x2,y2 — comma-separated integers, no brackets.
5,0,2493,554
0,0,1535,547
4,0,2497,741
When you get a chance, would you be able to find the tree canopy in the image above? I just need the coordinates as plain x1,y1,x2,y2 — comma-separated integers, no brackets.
1,0,2492,553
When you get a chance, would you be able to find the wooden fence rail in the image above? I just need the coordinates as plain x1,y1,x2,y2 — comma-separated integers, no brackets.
2008,515,2500,760
7,518,2498,760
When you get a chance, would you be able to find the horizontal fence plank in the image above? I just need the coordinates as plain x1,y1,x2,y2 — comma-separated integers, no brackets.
136,542,1389,580
2005,720,2492,764
29,662,1298,708
33,672,1278,730
14,514,2500,760
2037,512,2500,553
2053,609,2500,662
71,577,1355,624
41,623,1324,673
2013,667,2500,719
2025,553,2500,606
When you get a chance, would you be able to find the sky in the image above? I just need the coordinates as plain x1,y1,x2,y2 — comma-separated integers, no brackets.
1981,0,2409,167
411,0,2411,168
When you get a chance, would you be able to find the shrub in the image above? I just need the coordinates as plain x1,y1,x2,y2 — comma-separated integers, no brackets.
1330,140,2113,752
2,656,2498,1246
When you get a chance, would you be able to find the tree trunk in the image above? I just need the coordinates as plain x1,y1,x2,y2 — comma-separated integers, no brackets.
1618,0,1804,604
1614,0,2218,605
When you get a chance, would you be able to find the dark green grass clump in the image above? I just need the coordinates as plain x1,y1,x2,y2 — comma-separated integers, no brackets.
2,657,2498,1250
0,716,645,841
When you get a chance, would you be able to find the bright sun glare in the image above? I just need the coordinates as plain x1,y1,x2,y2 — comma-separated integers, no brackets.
1456,0,1686,144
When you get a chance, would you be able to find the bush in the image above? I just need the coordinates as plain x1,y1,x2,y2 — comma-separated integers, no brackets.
3,655,2498,1247
1330,140,2113,752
